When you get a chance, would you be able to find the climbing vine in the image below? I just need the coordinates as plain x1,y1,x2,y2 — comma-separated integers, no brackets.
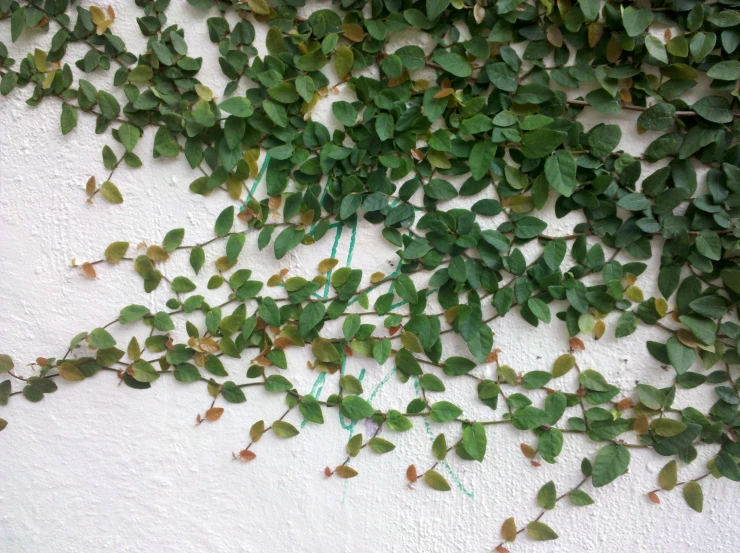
1,0,740,549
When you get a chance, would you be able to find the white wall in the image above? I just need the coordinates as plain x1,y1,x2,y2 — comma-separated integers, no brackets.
1,2,738,552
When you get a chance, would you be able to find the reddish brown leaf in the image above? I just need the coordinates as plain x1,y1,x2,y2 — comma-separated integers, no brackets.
569,337,585,351
616,398,633,411
268,196,282,210
273,337,294,350
501,517,517,542
520,443,536,459
648,491,661,504
81,262,97,279
434,88,455,99
335,465,358,478
406,464,418,483
205,407,224,422
239,449,256,462
237,208,254,223
85,176,96,196
635,415,650,435
486,348,502,363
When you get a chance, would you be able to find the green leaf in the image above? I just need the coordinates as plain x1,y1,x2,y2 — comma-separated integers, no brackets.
332,101,358,127
0,354,14,374
100,181,123,204
537,481,557,509
568,489,594,506
592,444,630,487
424,469,451,491
527,522,558,541
527,297,551,323
432,52,472,78
637,103,675,131
579,369,610,391
118,123,141,152
375,113,394,142
692,96,733,124
131,359,159,382
221,381,246,403
512,406,550,430
190,246,205,274
715,451,740,482
368,437,395,454
442,356,476,376
553,354,575,377
469,141,496,181
334,45,354,80
426,0,450,20
432,433,447,460
272,420,299,438
162,228,185,252
659,460,678,490
264,374,293,393
119,304,150,324
60,103,78,135
218,96,254,117
580,0,600,20
299,302,325,337
706,60,740,81
0,380,11,406
174,363,201,383
88,328,116,349
515,217,547,239
339,374,363,394
214,206,234,237
171,276,196,293
340,396,375,420
521,129,566,159
274,226,305,259
695,230,721,261
545,150,577,197
430,401,463,422
644,36,668,64
650,418,687,437
462,422,487,462
683,481,703,512
299,394,324,424
105,242,129,264
622,7,654,37
587,124,622,157
312,337,339,363
636,384,665,410
97,91,120,120
22,385,44,402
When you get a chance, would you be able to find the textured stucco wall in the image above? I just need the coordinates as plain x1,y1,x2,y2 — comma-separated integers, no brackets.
1,2,738,553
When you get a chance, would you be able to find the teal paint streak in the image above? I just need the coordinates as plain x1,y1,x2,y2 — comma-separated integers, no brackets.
249,153,271,196
346,219,357,266
412,377,474,498
246,168,405,489
299,372,326,429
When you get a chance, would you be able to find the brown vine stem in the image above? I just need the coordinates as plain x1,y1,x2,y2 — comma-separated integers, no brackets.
492,475,590,552
646,471,711,497
329,423,383,476
566,99,697,118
